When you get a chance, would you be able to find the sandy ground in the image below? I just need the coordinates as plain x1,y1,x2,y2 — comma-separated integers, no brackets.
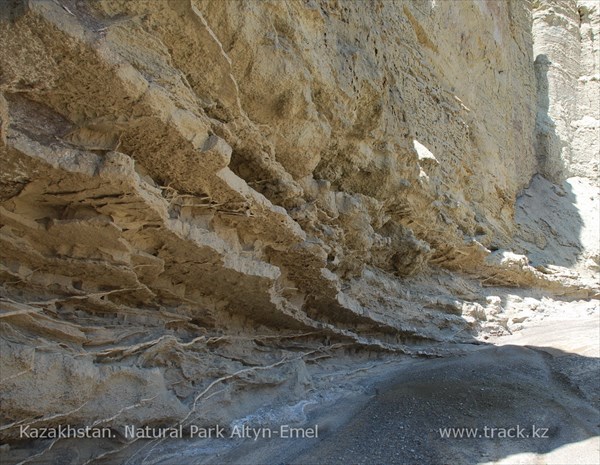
3,300,596,465
205,309,599,465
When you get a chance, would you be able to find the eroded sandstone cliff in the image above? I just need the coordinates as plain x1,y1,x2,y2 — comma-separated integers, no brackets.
0,0,598,463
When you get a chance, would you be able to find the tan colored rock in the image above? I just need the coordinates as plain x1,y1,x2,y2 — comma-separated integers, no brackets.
0,1,598,462
533,0,600,181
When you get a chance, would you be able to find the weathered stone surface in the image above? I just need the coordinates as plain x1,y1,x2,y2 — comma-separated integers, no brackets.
0,0,598,462
533,0,600,181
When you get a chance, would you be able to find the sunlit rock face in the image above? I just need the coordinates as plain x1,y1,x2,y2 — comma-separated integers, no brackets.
532,0,600,182
0,0,597,461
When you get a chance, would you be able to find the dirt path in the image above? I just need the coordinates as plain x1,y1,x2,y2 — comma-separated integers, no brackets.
209,314,599,465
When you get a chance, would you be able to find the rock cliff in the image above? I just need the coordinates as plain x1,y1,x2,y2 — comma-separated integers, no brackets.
0,1,598,463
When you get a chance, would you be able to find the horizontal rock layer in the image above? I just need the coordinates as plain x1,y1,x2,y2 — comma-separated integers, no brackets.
0,0,598,462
